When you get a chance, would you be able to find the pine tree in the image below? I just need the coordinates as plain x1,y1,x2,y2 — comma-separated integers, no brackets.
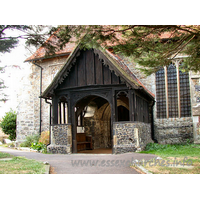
55,25,200,75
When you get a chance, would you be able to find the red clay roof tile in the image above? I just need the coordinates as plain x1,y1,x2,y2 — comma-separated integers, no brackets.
26,30,155,98
25,34,77,62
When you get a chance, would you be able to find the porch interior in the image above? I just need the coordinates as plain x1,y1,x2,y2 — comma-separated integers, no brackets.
75,96,112,153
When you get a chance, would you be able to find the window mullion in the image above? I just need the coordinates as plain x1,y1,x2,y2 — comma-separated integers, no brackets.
175,60,181,118
164,66,169,118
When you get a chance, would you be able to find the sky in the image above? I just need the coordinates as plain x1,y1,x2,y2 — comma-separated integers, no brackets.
0,34,33,118
0,26,55,118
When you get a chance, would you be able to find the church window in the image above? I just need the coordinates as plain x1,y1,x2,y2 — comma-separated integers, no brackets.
155,60,191,118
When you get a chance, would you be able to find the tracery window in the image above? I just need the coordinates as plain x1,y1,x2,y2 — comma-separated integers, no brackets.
155,60,191,119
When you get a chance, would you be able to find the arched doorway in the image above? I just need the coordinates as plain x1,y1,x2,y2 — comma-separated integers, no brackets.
73,95,112,154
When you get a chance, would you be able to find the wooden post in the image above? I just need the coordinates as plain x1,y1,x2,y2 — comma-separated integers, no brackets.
72,105,77,153
115,91,118,122
133,91,137,121
67,96,71,124
65,103,68,124
129,90,134,121
112,89,117,122
59,102,61,124
52,96,58,125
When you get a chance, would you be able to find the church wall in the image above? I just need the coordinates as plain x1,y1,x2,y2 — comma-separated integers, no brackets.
16,57,68,144
154,117,193,144
189,71,200,143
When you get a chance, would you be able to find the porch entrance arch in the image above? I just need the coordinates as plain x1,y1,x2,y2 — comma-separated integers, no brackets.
72,95,112,153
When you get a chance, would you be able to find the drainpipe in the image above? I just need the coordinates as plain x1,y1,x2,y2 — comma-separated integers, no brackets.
32,62,43,135
45,98,52,145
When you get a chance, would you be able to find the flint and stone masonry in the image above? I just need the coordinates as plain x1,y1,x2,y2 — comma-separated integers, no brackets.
154,117,194,144
113,122,152,154
47,124,72,154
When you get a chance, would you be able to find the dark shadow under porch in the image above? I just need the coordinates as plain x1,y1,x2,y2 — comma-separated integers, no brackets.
77,148,112,154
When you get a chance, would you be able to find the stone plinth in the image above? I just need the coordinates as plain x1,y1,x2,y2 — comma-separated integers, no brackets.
113,121,152,154
47,124,72,154
154,117,194,144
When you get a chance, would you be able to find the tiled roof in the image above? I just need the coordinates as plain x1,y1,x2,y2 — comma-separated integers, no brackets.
105,49,155,98
41,43,155,99
25,34,77,62
27,31,155,98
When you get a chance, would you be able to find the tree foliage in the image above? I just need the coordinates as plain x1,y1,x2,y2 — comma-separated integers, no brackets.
0,25,55,53
1,25,200,77
53,25,200,75
0,109,17,140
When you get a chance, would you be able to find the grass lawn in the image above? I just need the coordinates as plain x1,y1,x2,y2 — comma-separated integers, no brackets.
138,142,200,174
0,152,14,158
0,152,46,174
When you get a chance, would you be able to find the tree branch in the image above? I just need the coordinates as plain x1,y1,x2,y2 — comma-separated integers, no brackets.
171,35,195,59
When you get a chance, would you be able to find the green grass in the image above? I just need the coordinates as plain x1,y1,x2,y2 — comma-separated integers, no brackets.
0,152,46,174
0,152,14,158
140,142,200,158
138,142,200,174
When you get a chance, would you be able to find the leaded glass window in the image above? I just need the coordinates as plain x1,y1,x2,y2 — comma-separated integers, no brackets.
167,64,178,118
156,68,166,118
155,62,191,119
179,69,191,117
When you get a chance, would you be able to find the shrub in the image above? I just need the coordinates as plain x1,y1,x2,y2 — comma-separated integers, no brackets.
0,109,16,140
20,134,40,147
29,131,49,154
31,142,47,153
39,131,50,145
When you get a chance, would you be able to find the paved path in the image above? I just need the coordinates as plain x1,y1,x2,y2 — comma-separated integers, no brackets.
0,146,156,174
